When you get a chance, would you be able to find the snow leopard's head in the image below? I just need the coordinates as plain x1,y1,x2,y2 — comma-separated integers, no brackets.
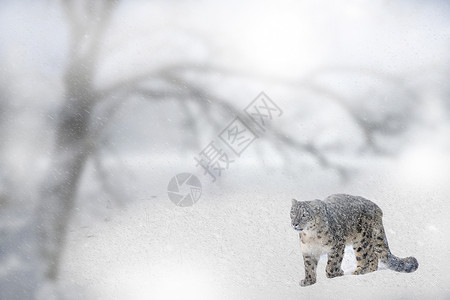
290,199,315,231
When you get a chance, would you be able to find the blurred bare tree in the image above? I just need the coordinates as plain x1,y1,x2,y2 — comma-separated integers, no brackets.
34,0,424,284
36,0,119,280
0,94,7,209
0,76,12,212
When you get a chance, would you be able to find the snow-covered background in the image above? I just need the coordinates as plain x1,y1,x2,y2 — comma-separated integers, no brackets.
60,150,450,300
0,0,450,299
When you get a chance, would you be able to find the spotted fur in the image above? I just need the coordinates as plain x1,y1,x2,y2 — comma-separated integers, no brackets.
290,194,418,286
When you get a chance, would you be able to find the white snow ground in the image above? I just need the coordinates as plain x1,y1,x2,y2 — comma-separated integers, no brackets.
56,144,450,300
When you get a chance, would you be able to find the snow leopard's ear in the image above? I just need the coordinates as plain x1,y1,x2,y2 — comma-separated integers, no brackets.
292,199,298,206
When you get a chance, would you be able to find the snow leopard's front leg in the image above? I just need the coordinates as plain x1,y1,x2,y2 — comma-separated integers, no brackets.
326,244,345,278
301,254,319,286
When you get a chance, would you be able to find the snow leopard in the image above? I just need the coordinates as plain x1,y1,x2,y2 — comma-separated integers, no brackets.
290,194,418,286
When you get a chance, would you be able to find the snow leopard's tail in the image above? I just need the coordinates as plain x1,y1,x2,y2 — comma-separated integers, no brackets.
374,223,418,273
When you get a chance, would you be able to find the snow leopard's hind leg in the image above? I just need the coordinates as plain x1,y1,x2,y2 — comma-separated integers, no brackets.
352,221,376,275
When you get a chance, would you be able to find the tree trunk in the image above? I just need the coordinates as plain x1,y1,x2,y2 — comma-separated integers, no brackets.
37,62,95,280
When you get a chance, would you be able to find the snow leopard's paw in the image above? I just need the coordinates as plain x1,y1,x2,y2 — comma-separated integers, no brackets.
300,278,316,287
